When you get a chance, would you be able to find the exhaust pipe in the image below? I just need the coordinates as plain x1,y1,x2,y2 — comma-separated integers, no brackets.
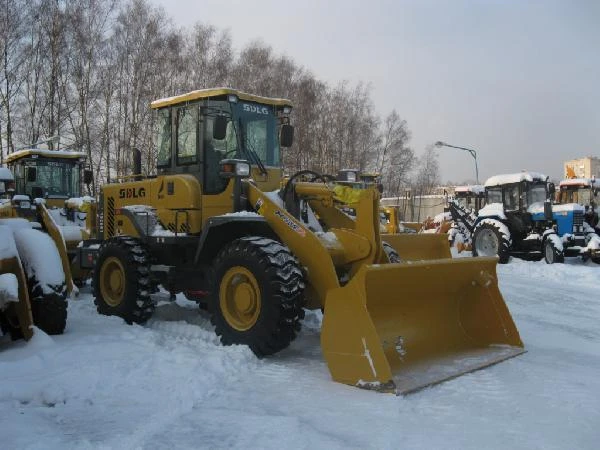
133,148,142,181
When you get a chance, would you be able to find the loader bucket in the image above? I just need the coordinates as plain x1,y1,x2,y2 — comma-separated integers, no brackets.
321,256,524,394
381,233,451,261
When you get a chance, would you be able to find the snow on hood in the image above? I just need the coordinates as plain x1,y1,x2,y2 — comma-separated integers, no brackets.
527,202,585,214
0,167,14,181
484,172,547,187
477,202,506,219
0,225,19,258
13,228,65,290
0,273,19,307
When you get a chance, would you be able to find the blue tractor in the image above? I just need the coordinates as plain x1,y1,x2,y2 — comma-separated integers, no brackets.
450,172,600,264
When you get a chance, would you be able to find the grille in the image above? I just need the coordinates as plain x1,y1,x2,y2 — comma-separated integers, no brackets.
106,196,115,237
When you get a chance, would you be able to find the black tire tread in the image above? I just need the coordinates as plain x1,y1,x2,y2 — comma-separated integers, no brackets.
472,222,511,264
209,236,305,357
92,236,155,324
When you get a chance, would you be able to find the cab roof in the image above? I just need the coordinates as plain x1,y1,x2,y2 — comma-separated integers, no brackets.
484,171,547,188
5,148,87,164
559,178,596,188
151,87,293,110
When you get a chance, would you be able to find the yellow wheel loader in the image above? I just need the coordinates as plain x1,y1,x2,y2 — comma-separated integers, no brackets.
75,88,524,394
0,147,96,289
0,222,68,340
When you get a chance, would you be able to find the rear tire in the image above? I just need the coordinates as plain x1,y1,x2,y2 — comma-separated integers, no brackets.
472,222,511,264
544,237,564,264
93,236,155,324
209,236,305,357
28,278,68,335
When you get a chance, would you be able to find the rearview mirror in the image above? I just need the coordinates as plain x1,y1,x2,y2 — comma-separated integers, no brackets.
548,182,555,196
27,167,37,182
280,124,294,148
213,116,227,140
83,169,94,185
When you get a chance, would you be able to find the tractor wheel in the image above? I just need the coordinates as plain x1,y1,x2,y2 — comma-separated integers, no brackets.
13,229,68,335
28,280,68,335
543,237,564,264
209,236,305,357
93,236,155,324
472,222,511,264
382,241,401,263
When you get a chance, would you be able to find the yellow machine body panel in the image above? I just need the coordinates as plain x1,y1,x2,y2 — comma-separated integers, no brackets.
102,175,203,236
247,180,524,394
382,232,452,261
0,253,34,340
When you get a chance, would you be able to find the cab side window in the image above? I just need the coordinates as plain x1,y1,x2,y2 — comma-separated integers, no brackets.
203,117,237,194
504,185,519,210
156,109,172,167
176,106,198,165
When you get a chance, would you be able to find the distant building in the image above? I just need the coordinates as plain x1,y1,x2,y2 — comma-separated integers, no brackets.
564,157,600,179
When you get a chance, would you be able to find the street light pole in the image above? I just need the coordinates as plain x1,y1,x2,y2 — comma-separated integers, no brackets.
435,141,479,184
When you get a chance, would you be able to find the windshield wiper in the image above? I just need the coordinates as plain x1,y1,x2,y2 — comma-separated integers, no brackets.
238,119,267,176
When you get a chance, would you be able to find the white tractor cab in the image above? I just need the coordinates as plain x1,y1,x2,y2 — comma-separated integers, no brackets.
452,185,486,213
557,178,599,231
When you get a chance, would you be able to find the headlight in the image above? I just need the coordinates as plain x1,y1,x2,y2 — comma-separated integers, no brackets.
346,171,357,182
283,106,292,114
236,162,250,177
227,94,238,103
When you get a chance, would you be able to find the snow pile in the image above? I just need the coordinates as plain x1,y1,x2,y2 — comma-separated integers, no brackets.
152,224,176,237
0,225,19,258
0,261,600,448
477,202,506,219
221,211,261,217
65,196,95,210
0,167,14,181
485,171,547,187
433,211,451,223
315,231,339,248
122,205,155,214
585,234,600,250
0,273,19,308
547,232,564,251
12,228,65,292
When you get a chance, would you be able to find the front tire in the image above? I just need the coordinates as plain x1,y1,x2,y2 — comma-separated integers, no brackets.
544,236,564,264
209,236,305,357
93,237,155,324
472,222,511,264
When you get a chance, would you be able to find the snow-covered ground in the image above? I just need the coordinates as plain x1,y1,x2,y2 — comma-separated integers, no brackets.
1,257,599,449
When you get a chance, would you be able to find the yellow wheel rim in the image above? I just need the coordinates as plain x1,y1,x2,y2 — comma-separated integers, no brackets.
219,266,261,331
99,256,126,307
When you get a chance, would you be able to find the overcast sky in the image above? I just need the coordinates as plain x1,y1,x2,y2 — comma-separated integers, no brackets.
150,0,599,183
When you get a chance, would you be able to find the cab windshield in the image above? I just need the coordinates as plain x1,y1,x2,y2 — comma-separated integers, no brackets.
16,159,81,198
231,101,281,167
527,183,547,206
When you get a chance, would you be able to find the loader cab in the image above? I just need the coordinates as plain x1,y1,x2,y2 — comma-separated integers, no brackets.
6,149,87,208
152,88,294,195
557,179,598,210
